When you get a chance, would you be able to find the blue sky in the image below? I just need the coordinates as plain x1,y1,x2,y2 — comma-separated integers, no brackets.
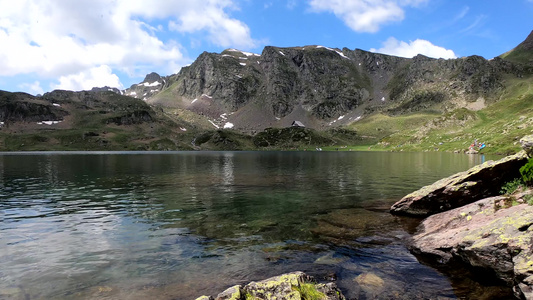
0,0,531,95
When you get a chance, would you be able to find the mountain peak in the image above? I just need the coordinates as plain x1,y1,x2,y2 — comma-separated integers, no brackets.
143,72,161,83
500,30,533,64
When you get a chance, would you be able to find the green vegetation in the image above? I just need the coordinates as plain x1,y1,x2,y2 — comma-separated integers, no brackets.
292,283,326,300
349,75,533,155
244,292,259,300
520,158,533,186
500,178,525,195
525,194,533,206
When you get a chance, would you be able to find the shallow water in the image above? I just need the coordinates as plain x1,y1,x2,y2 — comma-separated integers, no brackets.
0,151,508,299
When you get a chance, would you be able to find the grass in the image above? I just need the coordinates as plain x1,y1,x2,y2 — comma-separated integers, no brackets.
347,75,533,155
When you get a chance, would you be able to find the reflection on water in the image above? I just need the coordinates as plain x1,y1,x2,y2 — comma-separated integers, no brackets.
0,151,507,299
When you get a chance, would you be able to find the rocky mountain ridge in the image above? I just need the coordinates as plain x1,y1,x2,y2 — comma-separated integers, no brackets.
114,31,532,134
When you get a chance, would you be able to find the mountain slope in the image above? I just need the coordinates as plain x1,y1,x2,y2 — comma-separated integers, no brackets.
0,90,198,151
143,43,527,134
500,30,533,64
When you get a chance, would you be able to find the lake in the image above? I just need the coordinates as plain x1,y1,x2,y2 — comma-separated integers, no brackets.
0,151,510,299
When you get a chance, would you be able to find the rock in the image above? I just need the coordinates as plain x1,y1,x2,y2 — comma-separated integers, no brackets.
215,285,242,300
354,272,385,288
196,271,345,300
465,149,478,154
390,150,529,216
411,196,533,299
521,135,533,157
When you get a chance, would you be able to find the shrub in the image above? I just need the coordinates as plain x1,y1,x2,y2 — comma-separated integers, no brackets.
520,158,533,186
525,194,533,206
500,178,524,195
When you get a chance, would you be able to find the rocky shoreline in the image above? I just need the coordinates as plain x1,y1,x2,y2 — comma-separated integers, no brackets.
391,135,533,299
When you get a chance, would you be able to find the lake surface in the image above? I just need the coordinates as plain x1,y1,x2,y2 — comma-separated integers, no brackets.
0,151,509,299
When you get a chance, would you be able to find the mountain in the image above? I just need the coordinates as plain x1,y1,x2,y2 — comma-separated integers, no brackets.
1,30,532,152
133,43,526,133
500,30,533,64
0,89,199,150
123,72,168,100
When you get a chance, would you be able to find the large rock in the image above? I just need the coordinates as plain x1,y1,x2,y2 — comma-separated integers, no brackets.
195,271,345,300
521,135,533,157
390,151,529,216
411,194,533,299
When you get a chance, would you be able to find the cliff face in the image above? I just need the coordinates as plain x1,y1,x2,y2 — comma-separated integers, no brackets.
143,44,526,132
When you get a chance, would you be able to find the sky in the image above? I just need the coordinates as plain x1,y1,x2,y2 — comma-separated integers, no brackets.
0,0,532,95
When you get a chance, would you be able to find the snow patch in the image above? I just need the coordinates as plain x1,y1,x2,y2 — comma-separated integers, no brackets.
129,91,137,96
355,116,362,121
191,98,198,104
316,46,349,59
208,120,220,129
338,115,345,120
223,122,234,129
37,120,62,125
202,94,213,99
240,62,246,66
52,103,61,107
220,113,228,120
140,81,161,87
228,49,260,57
279,51,285,56
180,127,187,131
235,75,242,79
381,97,385,101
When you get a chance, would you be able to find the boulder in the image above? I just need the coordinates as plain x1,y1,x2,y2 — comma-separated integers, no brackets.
411,195,533,299
390,151,529,216
521,135,533,157
195,271,345,300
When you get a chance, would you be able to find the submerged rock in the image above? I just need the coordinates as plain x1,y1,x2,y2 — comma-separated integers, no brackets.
354,272,385,289
390,150,529,216
195,271,345,300
411,195,533,299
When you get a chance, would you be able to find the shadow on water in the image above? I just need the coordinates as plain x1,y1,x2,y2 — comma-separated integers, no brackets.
0,151,512,299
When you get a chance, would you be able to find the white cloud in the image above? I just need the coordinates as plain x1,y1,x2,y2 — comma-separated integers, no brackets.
308,0,427,33
52,65,124,91
0,0,256,91
19,81,44,96
370,37,457,59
